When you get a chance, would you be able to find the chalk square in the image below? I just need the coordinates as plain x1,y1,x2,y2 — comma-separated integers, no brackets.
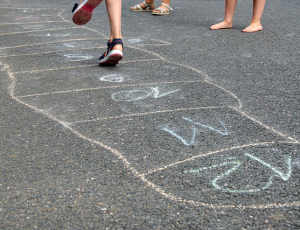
74,108,287,174
19,81,239,122
144,142,300,208
13,60,205,96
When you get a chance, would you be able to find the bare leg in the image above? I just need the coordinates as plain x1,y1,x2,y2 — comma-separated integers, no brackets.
152,0,171,14
210,0,237,30
242,0,265,33
106,0,123,51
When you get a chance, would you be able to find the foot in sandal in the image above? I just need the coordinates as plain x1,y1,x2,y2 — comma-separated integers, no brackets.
99,39,123,65
130,1,155,12
152,3,172,15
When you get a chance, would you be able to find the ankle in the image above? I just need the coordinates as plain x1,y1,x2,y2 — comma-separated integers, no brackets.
161,0,170,5
250,21,261,26
145,0,154,4
110,37,122,42
224,19,233,24
112,44,123,52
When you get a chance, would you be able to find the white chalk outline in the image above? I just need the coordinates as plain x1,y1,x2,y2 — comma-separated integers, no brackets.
1,6,299,210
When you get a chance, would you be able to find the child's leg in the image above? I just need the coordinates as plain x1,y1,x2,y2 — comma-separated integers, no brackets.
210,0,237,30
242,0,265,33
98,0,123,65
106,0,123,52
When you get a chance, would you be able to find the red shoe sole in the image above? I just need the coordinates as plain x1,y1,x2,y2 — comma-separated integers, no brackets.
72,0,103,25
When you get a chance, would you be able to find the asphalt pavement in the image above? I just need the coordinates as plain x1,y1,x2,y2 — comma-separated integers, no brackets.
1,0,300,229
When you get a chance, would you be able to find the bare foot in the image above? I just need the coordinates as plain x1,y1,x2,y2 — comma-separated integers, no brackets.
242,23,263,33
210,21,232,30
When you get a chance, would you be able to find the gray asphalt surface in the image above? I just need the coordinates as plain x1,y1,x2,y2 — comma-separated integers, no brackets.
1,0,300,229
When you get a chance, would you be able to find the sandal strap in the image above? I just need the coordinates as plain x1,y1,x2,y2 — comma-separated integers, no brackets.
99,38,123,61
107,38,123,53
155,7,166,13
142,1,154,8
72,3,79,13
133,1,154,10
160,3,173,11
133,4,143,10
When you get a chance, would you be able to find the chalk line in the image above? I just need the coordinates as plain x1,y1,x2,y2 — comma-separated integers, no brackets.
0,27,78,36
1,7,299,209
16,80,203,98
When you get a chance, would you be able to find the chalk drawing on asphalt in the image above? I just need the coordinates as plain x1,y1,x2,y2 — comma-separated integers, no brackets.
2,6,300,210
64,54,93,62
100,74,125,83
163,117,229,146
185,153,292,193
111,87,180,102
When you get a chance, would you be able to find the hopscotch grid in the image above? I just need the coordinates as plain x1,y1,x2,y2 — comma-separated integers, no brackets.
0,8,298,209
3,57,300,213
4,44,300,210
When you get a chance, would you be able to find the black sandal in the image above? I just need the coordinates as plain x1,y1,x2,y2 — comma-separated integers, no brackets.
99,39,123,65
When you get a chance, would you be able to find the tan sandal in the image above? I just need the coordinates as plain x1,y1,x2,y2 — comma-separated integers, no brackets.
152,3,172,15
130,1,155,12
